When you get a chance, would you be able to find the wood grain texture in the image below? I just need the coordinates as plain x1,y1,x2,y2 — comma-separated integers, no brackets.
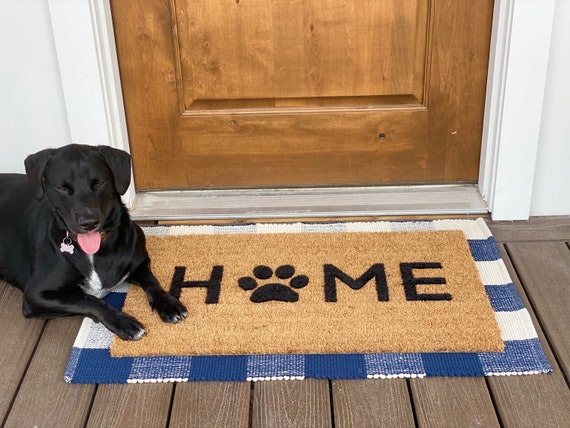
0,282,45,422
111,0,491,190
487,217,570,242
426,0,494,182
252,379,332,427
177,0,422,102
169,382,251,428
87,383,173,428
2,317,95,428
332,379,415,427
506,241,570,380
486,245,570,427
409,377,500,428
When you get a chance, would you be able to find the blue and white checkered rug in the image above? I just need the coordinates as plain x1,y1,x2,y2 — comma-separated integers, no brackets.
65,219,551,383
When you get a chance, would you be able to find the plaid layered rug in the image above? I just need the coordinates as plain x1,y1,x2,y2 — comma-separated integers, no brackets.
64,219,551,383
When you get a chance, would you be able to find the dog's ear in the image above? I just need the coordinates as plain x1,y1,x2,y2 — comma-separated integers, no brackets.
24,148,56,199
96,146,132,195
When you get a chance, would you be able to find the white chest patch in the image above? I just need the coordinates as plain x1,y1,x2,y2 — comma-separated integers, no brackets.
81,255,105,298
80,255,130,298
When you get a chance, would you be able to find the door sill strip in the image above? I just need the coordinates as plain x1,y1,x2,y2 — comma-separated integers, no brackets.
129,184,488,221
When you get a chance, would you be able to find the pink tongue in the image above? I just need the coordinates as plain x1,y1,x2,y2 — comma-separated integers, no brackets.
77,232,102,255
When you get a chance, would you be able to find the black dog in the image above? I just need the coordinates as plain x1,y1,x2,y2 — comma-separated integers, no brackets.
0,144,187,340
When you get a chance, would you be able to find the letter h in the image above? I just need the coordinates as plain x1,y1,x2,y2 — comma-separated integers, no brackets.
168,266,223,304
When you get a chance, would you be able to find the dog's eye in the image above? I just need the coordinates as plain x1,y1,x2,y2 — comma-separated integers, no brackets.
56,185,72,195
92,180,106,190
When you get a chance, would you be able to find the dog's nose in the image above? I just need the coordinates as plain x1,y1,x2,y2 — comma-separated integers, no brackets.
77,218,100,232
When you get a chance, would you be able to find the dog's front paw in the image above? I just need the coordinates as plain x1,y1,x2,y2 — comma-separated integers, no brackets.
112,313,147,341
153,293,188,324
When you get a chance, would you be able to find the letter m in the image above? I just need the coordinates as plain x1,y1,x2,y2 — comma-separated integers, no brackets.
324,264,388,302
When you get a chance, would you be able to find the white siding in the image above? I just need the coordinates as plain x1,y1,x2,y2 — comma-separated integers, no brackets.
0,0,70,173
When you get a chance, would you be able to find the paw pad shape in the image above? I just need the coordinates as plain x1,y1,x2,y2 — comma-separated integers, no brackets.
238,265,309,302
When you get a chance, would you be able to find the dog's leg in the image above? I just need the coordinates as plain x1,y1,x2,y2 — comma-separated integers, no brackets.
128,257,188,323
22,288,146,340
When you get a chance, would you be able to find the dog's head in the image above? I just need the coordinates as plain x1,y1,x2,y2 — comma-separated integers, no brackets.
24,144,132,254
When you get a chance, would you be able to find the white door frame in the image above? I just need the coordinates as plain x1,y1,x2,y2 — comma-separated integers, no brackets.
48,0,556,220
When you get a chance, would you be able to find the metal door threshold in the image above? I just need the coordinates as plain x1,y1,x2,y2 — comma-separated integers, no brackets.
129,184,488,222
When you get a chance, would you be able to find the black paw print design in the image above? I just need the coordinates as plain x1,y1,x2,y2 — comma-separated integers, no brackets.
238,265,309,303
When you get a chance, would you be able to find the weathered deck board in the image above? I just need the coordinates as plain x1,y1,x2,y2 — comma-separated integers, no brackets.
331,379,415,427
487,216,570,242
487,245,570,426
0,285,45,422
87,383,173,428
1,218,569,427
2,317,95,428
169,382,251,428
409,377,500,427
507,241,570,379
252,379,332,427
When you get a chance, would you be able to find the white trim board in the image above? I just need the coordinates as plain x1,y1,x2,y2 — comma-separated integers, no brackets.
48,0,556,221
47,0,135,206
478,0,556,220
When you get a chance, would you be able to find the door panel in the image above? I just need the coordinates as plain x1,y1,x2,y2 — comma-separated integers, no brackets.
111,0,493,190
177,0,425,105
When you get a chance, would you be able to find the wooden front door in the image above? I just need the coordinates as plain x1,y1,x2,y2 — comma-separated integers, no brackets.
111,0,493,191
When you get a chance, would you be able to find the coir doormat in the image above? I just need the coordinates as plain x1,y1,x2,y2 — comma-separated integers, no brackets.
65,219,551,383
115,227,503,356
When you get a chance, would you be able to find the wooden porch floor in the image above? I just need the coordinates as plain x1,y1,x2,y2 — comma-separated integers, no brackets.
1,217,570,427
